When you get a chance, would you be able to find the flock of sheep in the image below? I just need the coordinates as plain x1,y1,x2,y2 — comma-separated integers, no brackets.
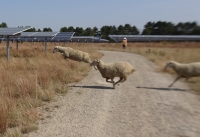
53,46,200,88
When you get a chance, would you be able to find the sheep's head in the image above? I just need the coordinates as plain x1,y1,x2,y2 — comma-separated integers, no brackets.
90,59,100,70
164,61,176,70
53,46,59,53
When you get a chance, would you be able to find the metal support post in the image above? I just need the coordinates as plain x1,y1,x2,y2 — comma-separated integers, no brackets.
6,36,10,62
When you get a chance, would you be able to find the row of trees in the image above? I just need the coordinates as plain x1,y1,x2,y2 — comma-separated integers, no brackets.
59,21,200,40
142,21,200,35
1,21,200,40
60,24,140,40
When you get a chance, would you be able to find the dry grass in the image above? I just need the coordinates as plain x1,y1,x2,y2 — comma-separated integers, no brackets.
0,41,102,136
0,41,199,136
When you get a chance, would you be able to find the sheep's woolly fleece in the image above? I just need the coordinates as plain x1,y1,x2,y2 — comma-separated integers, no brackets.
90,59,135,88
53,46,91,63
164,60,200,87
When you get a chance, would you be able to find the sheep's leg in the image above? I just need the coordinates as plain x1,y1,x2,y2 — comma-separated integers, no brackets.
105,78,116,88
106,78,114,83
168,76,181,87
62,52,69,60
120,77,127,83
94,66,98,70
114,77,124,86
111,79,116,89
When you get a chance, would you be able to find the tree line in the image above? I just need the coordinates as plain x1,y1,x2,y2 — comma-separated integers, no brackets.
142,21,200,35
1,21,200,40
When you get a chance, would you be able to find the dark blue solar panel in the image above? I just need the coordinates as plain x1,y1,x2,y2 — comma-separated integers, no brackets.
109,35,200,42
0,27,32,36
52,32,74,41
20,32,59,37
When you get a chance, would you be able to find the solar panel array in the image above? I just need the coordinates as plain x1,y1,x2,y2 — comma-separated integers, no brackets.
109,35,200,42
0,27,32,36
0,27,33,62
1,32,75,42
52,32,75,42
0,28,108,43
71,36,97,42
71,36,109,42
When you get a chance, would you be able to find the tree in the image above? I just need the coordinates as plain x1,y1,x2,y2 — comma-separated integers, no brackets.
74,27,84,36
93,26,98,36
173,22,200,35
142,22,154,35
124,24,132,34
37,29,41,32
101,25,113,39
67,26,74,32
43,27,52,32
130,26,139,35
0,22,8,28
60,27,68,32
83,27,93,36
142,21,174,35
93,26,98,33
117,25,126,34
152,21,174,35
110,25,118,35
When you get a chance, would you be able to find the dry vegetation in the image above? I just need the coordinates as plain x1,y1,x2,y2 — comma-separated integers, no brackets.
0,41,199,136
0,41,102,136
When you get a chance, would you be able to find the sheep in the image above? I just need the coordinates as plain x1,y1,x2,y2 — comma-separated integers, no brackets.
164,61,200,87
53,46,91,63
90,59,135,89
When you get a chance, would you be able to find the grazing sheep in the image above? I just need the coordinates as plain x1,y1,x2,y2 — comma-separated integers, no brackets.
164,61,200,87
90,59,135,89
53,46,91,63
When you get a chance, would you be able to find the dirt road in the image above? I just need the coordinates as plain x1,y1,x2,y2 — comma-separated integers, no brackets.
28,51,200,137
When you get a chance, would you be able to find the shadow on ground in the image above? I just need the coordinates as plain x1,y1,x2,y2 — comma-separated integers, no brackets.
136,86,188,92
70,85,114,89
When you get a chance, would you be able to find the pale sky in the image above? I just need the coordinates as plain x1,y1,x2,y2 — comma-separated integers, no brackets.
1,0,200,32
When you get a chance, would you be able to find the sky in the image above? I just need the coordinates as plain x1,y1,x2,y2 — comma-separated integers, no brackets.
1,0,200,32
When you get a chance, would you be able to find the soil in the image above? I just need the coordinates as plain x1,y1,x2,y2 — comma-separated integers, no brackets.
27,50,200,137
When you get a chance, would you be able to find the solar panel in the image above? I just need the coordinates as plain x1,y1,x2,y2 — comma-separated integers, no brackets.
20,32,38,37
109,35,200,42
0,27,32,36
52,32,74,41
70,36,109,42
71,36,97,42
20,32,59,37
34,37,53,42
99,38,109,42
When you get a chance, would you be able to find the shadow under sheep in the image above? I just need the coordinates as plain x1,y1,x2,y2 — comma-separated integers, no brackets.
70,85,114,89
136,86,188,92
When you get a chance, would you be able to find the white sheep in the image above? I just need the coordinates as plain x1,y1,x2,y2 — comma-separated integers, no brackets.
164,61,200,87
53,46,91,63
90,59,135,89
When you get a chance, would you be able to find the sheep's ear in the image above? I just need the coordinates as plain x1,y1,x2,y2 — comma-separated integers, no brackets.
97,60,100,63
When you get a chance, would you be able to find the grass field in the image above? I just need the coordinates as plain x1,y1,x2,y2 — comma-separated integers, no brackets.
0,41,199,136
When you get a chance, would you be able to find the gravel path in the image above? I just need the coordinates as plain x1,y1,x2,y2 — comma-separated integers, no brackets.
27,50,200,137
